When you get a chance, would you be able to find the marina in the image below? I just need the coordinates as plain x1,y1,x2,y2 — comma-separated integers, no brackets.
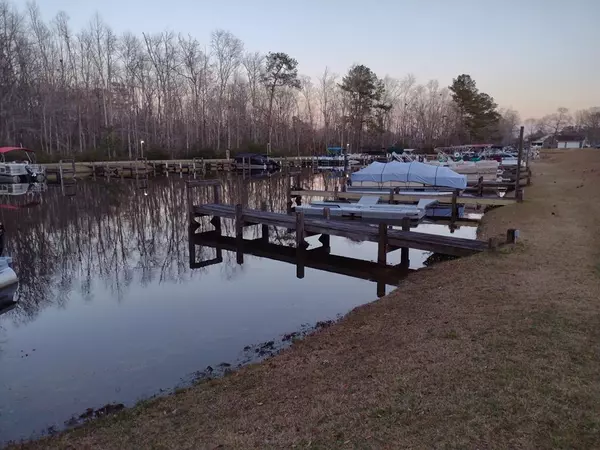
0,140,528,446
0,170,491,444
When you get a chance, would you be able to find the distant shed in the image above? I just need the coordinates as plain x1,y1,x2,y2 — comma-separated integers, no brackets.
555,134,586,149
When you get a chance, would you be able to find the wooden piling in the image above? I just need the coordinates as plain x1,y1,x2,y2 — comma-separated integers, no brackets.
296,211,306,278
235,204,244,264
320,207,331,249
186,183,193,224
213,184,221,204
506,228,519,244
515,126,524,201
401,217,410,268
451,189,459,224
261,201,269,242
378,223,387,266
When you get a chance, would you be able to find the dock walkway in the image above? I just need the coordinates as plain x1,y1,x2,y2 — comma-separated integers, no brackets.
192,203,490,257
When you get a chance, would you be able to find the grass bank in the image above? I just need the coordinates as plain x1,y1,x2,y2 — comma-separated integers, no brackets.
12,150,600,449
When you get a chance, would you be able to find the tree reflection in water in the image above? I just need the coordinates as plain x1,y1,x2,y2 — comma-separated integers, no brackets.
0,170,334,325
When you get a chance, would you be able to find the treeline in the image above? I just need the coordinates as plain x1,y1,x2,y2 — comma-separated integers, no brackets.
0,1,565,161
524,107,600,145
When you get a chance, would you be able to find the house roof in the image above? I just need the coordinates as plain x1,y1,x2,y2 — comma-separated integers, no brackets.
556,134,585,142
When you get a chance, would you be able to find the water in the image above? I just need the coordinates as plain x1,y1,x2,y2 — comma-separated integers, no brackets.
0,172,476,444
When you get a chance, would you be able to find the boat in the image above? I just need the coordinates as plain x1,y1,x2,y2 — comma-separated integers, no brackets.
234,153,268,170
262,155,281,171
348,161,467,190
296,161,467,222
296,195,437,221
234,153,280,171
0,256,17,290
0,182,47,196
0,261,18,316
0,147,46,183
0,224,18,315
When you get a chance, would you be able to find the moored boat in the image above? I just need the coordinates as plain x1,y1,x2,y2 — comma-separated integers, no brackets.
0,147,46,183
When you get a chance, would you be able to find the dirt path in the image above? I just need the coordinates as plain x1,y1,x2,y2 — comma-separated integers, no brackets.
14,150,600,449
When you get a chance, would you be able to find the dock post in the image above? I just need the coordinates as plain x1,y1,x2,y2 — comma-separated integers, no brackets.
525,144,531,185
506,228,519,244
377,223,387,266
450,189,459,228
477,176,484,197
516,189,524,202
286,176,293,214
515,126,524,201
187,183,194,226
320,207,331,250
296,211,306,278
261,201,269,242
242,179,249,207
213,184,221,204
235,204,244,265
401,217,410,269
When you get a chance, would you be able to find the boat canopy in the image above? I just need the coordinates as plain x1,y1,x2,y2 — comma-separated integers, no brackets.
0,147,34,153
351,161,467,189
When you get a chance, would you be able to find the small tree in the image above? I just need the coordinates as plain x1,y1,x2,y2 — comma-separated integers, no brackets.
449,74,500,143
261,52,301,154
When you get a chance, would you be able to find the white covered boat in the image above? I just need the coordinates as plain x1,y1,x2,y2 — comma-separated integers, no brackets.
349,161,467,190
296,162,467,222
296,195,437,221
0,147,46,183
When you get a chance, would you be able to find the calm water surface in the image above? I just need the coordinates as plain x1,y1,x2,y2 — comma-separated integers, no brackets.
0,171,475,444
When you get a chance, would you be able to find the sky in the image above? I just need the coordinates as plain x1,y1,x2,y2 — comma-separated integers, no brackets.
14,0,600,119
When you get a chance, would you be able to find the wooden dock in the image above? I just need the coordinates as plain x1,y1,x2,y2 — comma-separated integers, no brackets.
44,156,321,182
189,230,408,297
192,203,488,257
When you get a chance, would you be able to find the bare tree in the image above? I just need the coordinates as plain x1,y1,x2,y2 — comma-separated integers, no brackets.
211,29,243,153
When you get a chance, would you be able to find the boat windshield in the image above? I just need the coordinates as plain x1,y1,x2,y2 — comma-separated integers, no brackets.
2,150,33,163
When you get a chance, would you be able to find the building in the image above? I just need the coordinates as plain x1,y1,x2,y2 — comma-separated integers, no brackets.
530,134,553,150
555,134,586,149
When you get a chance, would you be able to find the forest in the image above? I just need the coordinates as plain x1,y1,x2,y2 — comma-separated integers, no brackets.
0,1,598,161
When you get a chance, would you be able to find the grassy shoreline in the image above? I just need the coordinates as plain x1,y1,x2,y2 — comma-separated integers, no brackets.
11,150,600,449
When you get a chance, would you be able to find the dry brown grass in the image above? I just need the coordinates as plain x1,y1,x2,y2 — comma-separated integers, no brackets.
12,150,600,449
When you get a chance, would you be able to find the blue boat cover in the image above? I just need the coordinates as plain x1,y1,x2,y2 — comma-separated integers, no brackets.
351,161,467,189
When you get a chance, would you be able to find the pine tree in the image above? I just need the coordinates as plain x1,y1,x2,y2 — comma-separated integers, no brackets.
449,74,501,143
340,64,384,151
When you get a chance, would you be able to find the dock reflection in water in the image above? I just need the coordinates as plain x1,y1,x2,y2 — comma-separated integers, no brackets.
0,171,475,444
